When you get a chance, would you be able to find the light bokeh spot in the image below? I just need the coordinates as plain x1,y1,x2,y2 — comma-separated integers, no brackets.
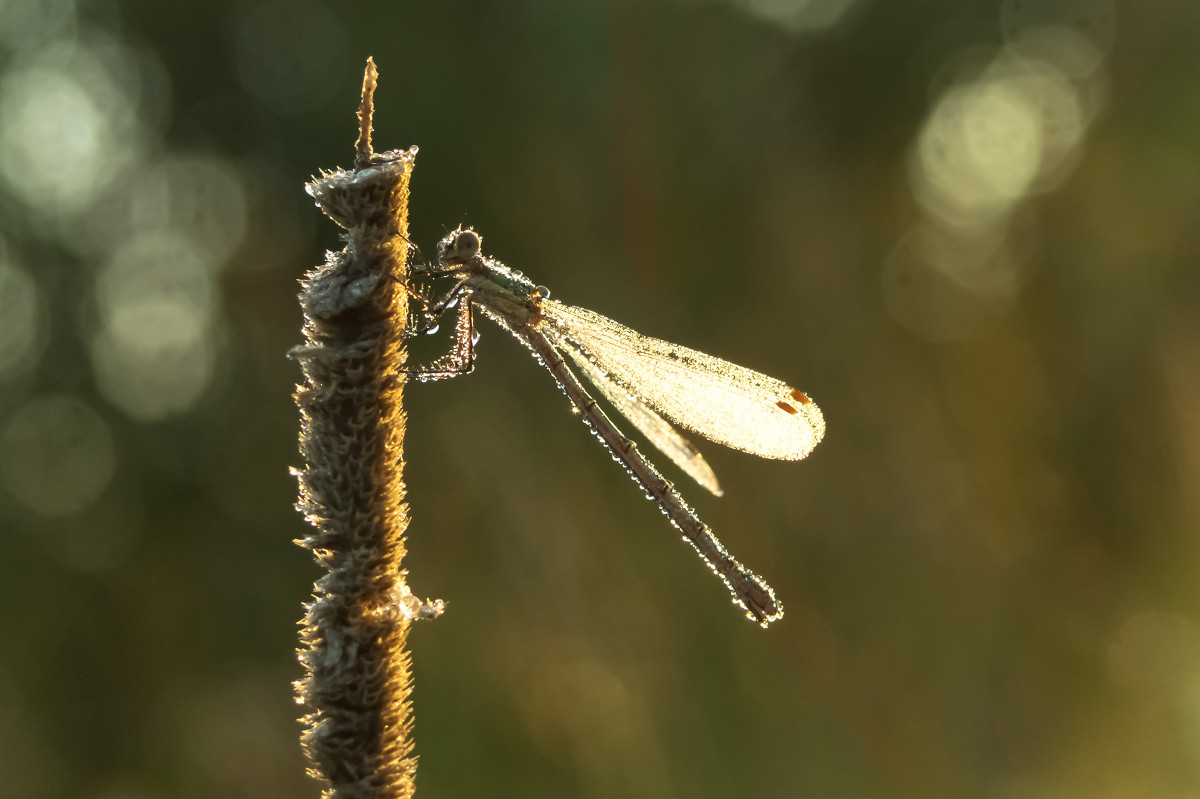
914,55,1086,229
126,155,248,269
730,0,859,33
91,231,219,421
0,394,115,516
1006,25,1108,80
0,39,142,218
893,10,1112,339
0,244,45,379
72,151,249,264
0,0,78,51
1001,0,1117,57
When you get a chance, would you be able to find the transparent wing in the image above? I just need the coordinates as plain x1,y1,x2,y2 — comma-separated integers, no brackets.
541,300,825,461
549,333,725,496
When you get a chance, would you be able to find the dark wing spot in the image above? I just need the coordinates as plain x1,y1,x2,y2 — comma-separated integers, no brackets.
789,388,812,405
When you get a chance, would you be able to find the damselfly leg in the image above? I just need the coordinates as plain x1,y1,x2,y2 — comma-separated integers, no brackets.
402,292,477,380
399,236,482,380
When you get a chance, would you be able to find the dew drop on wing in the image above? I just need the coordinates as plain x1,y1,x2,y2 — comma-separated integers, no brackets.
471,329,481,345
445,296,459,309
424,323,439,336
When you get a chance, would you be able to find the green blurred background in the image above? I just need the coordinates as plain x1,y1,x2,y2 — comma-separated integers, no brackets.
2,0,1199,797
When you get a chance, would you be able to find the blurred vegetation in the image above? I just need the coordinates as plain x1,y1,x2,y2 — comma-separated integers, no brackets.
1,1,1198,798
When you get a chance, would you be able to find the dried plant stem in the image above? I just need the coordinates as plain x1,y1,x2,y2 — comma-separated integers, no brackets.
291,58,433,799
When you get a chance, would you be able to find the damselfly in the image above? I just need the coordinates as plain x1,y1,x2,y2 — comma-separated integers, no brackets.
406,229,825,625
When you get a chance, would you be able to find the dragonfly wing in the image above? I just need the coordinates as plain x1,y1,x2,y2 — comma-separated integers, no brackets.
541,300,825,461
549,332,725,496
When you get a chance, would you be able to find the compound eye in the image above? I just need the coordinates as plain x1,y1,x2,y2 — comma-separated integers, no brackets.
456,230,481,258
442,229,481,264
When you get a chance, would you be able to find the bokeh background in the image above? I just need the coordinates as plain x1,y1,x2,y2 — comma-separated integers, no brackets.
2,0,1199,797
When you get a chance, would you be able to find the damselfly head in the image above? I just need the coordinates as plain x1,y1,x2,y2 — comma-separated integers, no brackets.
439,228,482,266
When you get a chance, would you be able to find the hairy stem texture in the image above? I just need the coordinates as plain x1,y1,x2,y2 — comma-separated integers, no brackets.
291,58,422,799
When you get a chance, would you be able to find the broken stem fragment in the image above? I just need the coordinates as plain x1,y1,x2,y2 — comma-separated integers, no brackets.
355,57,377,168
